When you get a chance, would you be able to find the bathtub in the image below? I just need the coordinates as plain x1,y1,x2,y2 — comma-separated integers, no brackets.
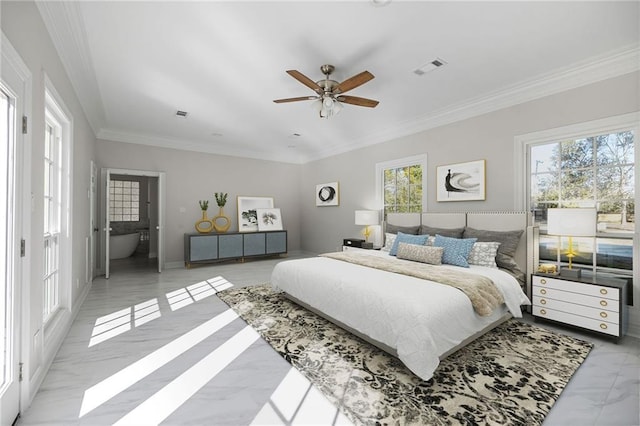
109,232,140,259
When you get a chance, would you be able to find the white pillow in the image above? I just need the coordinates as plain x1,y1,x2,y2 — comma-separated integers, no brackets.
467,241,501,268
382,232,396,252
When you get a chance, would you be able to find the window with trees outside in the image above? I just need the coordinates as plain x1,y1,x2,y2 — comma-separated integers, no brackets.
376,155,427,220
530,129,635,276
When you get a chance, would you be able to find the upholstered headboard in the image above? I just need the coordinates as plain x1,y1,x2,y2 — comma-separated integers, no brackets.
386,211,538,295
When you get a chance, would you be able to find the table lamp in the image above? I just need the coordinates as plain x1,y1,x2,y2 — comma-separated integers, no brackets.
546,208,596,278
355,210,378,247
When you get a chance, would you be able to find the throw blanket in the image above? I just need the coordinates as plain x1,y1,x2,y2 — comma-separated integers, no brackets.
321,251,504,316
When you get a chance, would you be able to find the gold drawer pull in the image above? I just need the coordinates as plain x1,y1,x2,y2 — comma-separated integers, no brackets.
540,299,547,305
600,312,608,318
540,289,547,295
540,279,547,285
600,288,608,295
540,309,547,315
600,300,608,307
600,323,608,330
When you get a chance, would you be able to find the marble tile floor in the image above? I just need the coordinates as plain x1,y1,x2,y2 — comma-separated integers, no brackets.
17,252,640,426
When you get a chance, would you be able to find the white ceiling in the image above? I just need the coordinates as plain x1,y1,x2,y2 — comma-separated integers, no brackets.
37,1,639,164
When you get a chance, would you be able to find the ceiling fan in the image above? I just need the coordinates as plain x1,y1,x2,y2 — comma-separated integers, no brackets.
273,64,379,118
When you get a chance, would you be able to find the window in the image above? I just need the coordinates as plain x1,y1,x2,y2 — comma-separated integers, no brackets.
43,82,71,327
43,118,61,320
109,179,140,222
521,114,637,276
376,155,427,219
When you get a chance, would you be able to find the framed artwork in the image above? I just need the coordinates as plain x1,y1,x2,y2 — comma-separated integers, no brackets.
237,196,274,232
316,182,339,206
436,159,486,202
256,208,283,231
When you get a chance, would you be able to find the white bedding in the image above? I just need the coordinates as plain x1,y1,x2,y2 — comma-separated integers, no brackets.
271,250,531,381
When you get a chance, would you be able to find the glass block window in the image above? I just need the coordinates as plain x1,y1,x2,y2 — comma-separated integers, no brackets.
109,180,140,222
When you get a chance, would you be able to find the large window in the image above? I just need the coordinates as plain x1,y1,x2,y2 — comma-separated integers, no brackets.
43,83,71,327
376,154,427,219
525,117,636,276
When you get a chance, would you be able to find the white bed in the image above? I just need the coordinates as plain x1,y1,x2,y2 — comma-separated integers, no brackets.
271,212,535,381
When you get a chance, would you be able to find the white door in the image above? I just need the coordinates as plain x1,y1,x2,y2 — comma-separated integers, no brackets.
104,169,111,279
156,173,165,273
0,36,28,426
89,161,98,281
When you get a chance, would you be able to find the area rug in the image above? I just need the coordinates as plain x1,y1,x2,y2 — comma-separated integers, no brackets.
217,284,593,426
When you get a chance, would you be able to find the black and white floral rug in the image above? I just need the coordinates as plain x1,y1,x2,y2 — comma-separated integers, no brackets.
218,284,593,426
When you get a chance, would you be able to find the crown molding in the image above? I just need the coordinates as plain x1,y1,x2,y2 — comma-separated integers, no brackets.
36,0,106,134
311,44,640,163
97,128,305,165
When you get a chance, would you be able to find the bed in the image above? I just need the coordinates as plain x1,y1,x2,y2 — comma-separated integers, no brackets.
271,212,536,381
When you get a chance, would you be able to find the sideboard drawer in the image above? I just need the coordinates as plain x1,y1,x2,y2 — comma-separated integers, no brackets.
532,305,619,337
532,296,619,325
533,275,619,300
532,285,619,312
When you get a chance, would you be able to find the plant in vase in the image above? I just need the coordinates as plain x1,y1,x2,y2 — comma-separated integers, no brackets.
195,200,213,233
213,192,231,232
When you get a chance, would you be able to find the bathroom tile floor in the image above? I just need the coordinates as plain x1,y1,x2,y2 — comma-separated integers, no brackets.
18,253,640,425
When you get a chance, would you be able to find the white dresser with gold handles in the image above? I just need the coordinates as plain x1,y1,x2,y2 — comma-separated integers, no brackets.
532,273,628,340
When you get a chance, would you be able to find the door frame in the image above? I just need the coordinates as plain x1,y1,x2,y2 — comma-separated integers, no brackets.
0,31,32,424
101,168,165,278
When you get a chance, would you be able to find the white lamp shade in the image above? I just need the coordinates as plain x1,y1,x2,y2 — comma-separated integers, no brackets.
355,210,378,226
546,208,596,237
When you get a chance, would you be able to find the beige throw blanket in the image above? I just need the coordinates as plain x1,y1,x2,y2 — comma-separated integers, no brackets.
321,251,504,316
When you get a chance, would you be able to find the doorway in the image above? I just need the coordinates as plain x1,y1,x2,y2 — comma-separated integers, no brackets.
100,168,165,278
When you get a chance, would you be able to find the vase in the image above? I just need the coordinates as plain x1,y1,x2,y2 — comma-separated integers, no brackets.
212,206,231,232
195,210,214,233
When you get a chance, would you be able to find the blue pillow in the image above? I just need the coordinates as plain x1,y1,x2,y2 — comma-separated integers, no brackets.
433,234,477,267
389,232,429,256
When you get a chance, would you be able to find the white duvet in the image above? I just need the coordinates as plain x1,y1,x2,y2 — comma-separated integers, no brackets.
271,250,531,381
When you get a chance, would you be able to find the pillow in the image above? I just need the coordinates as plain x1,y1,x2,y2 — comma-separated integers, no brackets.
397,243,443,265
385,223,420,235
381,233,396,252
462,228,524,279
433,234,477,267
420,225,464,239
467,241,501,268
389,232,430,256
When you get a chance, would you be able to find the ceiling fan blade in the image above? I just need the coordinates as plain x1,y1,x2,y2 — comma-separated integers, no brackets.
336,95,379,108
273,96,318,103
286,70,323,94
334,71,374,94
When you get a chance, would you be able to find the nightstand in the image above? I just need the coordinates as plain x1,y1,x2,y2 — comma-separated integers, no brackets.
532,272,628,341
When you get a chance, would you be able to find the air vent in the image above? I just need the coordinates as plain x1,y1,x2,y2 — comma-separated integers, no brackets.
414,58,447,76
176,110,188,118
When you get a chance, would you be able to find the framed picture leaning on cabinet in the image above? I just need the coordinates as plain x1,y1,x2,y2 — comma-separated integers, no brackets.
237,196,274,232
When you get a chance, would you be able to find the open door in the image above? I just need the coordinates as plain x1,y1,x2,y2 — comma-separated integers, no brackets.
104,169,111,279
89,160,97,282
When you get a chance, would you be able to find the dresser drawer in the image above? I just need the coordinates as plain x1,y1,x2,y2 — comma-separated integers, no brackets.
532,306,619,337
533,276,619,300
532,285,619,312
532,296,619,324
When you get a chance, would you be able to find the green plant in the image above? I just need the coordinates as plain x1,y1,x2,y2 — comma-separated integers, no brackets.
215,192,228,207
198,200,209,211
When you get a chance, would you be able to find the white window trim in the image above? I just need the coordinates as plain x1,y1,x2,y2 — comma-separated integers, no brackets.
43,75,73,349
375,154,428,212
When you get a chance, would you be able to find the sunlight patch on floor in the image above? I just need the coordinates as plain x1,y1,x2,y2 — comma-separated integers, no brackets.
79,308,239,418
251,367,352,426
113,326,259,426
89,298,161,347
166,276,233,311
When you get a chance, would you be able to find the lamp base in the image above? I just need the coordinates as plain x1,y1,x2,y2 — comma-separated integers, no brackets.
560,267,581,279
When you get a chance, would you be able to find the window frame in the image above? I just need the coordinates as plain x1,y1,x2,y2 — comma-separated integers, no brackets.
375,154,428,218
515,112,638,281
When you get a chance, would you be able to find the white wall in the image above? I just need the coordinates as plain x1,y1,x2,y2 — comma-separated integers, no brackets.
95,140,302,265
1,0,97,405
300,70,640,334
